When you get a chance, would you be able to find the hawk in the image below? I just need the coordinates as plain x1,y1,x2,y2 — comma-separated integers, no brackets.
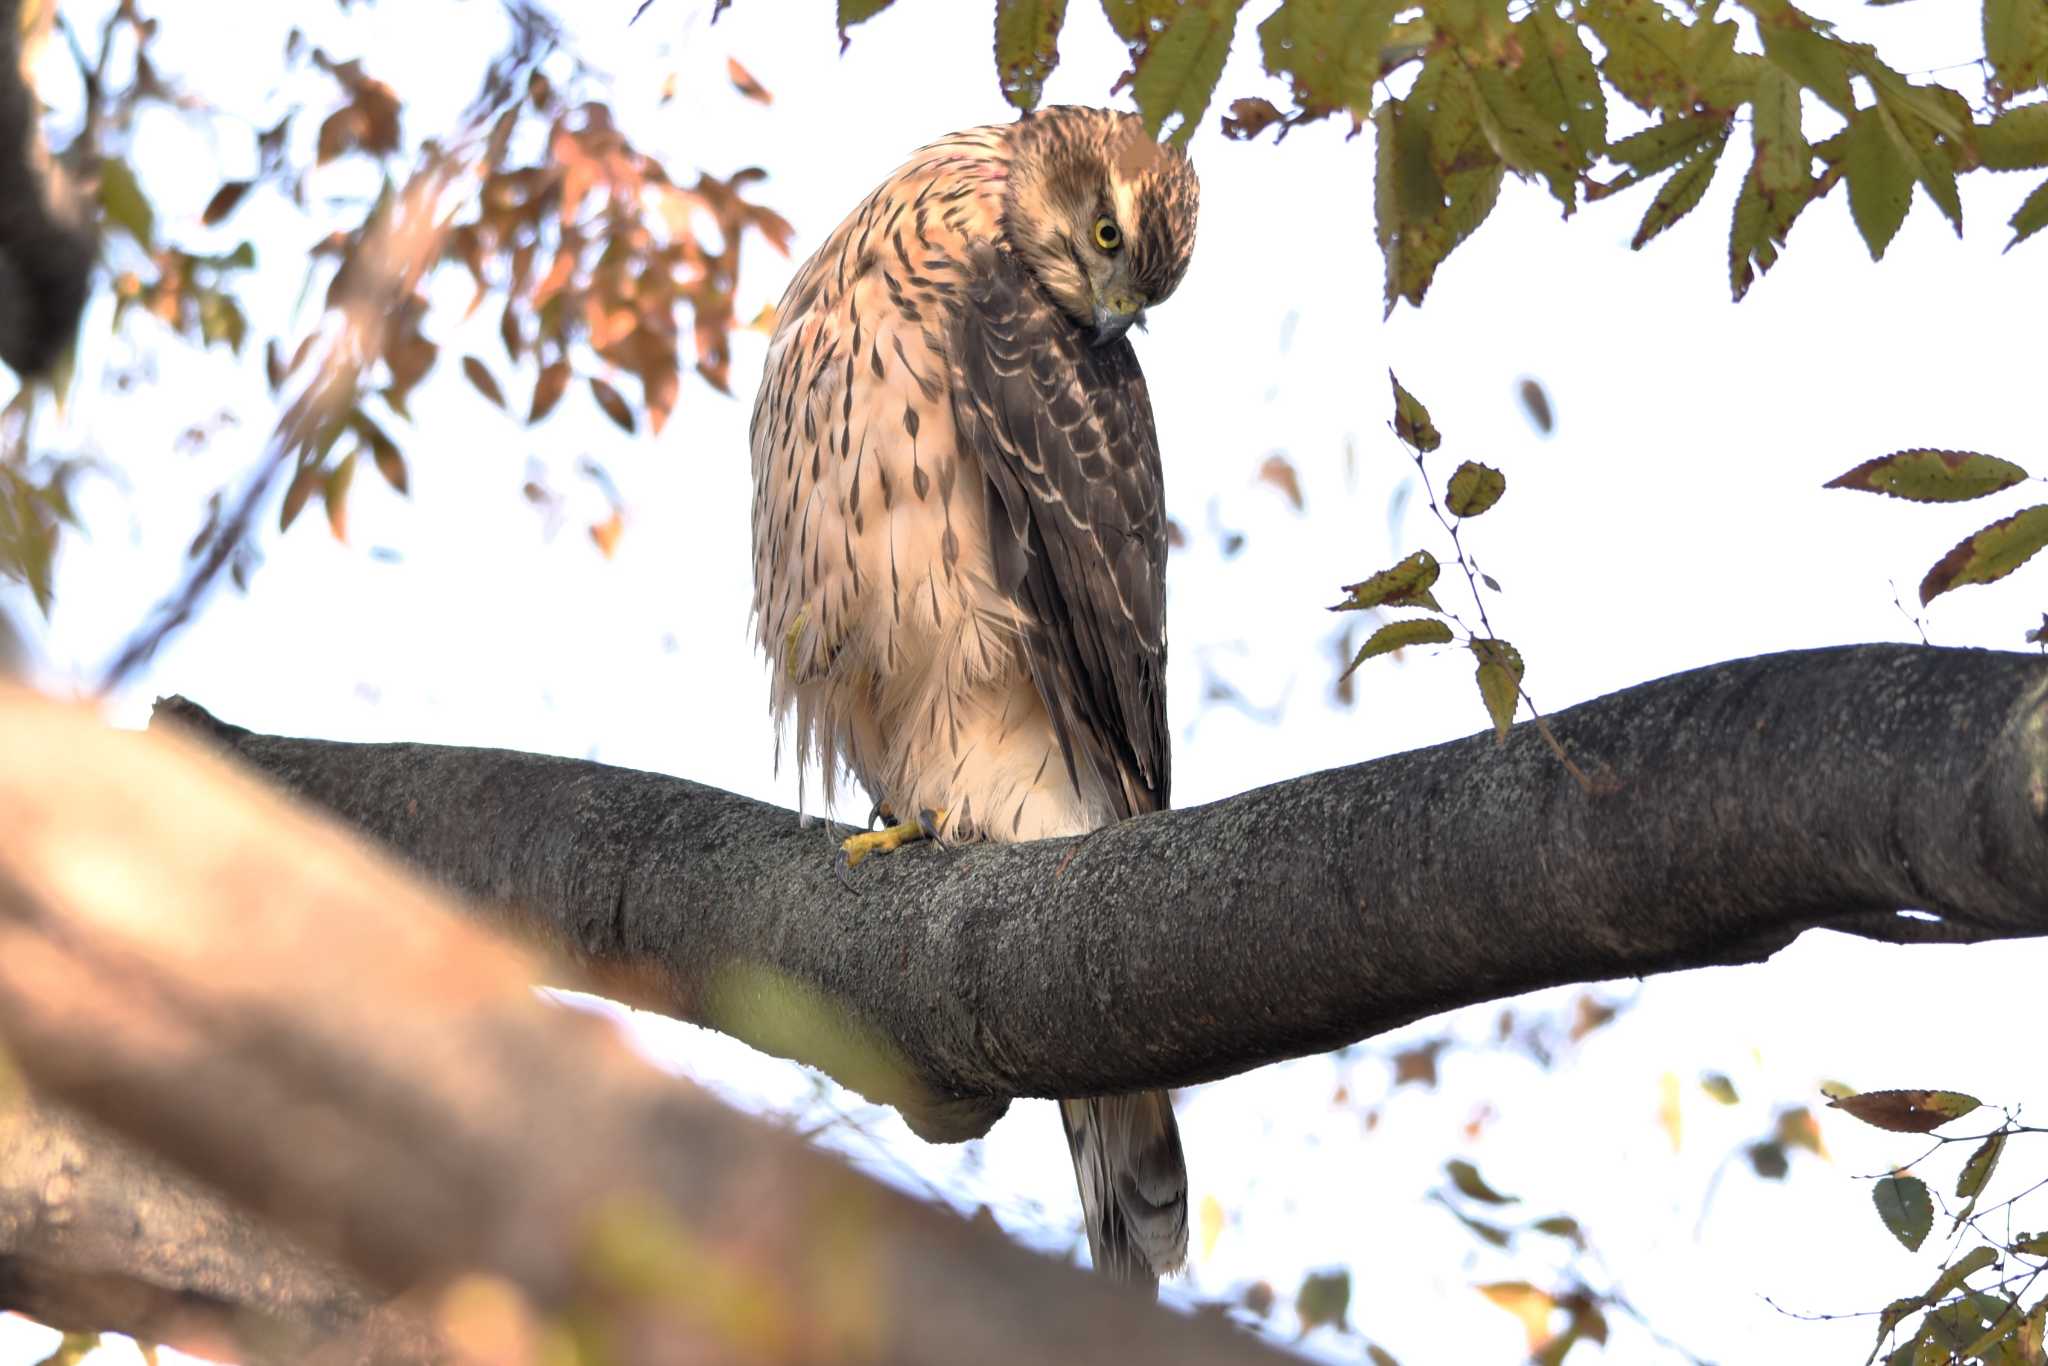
748,106,1198,1291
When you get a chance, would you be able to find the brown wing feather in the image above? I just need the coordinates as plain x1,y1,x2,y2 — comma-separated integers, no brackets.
947,241,1170,818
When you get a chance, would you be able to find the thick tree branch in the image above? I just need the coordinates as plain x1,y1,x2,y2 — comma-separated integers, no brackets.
0,686,1290,1364
0,1099,436,1365
0,0,96,379
153,644,2048,1140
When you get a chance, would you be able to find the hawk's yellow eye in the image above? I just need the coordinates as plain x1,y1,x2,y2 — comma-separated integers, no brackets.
1092,217,1123,253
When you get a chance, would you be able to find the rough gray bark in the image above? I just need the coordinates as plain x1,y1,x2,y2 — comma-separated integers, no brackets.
0,0,96,379
0,684,1294,1366
155,643,2048,1142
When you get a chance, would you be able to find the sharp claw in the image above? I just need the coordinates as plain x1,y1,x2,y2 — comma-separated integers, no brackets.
917,808,943,841
835,844,864,894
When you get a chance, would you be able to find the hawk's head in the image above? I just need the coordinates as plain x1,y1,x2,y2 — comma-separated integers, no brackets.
1000,107,1199,346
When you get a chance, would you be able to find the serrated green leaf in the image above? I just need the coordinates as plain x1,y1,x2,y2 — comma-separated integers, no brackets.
1583,0,1755,113
1257,0,1397,117
1922,504,2048,603
1980,103,2048,169
1874,85,1963,232
1632,133,1727,248
1446,1158,1518,1204
1927,1246,2001,1303
1518,4,1607,166
1730,141,1818,300
1334,548,1442,611
1376,57,1505,313
1389,372,1440,452
995,0,1069,111
1986,0,2048,97
1875,1174,1934,1251
96,158,154,249
1751,65,1808,194
2013,1231,2048,1254
1609,114,1723,174
1341,618,1455,679
1824,449,2029,502
1830,1089,1983,1132
1130,0,1244,146
1747,1,1855,114
2009,173,2048,248
1456,57,1580,209
1472,637,1523,742
1447,461,1506,516
1845,108,1914,260
1953,1130,2006,1232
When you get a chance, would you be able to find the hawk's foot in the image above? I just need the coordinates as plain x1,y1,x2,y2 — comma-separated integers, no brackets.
838,807,946,872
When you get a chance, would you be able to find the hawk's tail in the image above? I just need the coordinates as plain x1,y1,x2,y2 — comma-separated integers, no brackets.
1059,1089,1187,1294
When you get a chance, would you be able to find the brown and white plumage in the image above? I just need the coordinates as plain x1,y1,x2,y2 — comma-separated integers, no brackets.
748,106,1198,1291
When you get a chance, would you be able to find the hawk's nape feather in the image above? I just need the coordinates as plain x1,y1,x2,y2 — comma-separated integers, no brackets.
948,241,1171,820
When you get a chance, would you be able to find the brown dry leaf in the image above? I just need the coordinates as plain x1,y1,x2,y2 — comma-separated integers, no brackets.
530,360,570,424
727,56,772,104
589,508,625,558
1392,1039,1445,1088
1257,453,1304,510
590,377,636,433
202,180,251,226
462,356,506,408
1568,994,1616,1041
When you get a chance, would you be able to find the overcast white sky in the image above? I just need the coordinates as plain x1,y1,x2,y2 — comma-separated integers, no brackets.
6,1,2048,1362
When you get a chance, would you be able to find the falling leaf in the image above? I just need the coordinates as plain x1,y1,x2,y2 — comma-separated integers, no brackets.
1479,1282,1557,1354
1197,1193,1225,1260
202,180,252,226
1518,378,1553,434
1241,1281,1275,1318
591,376,637,433
1747,1140,1788,1180
1775,1106,1827,1160
1569,994,1616,1040
727,56,772,103
1257,453,1303,509
1392,1038,1446,1088
1828,1089,1982,1133
1445,1158,1517,1205
1657,1071,1682,1152
1701,1073,1739,1105
590,508,625,558
530,360,571,423
1296,1269,1351,1335
462,356,506,408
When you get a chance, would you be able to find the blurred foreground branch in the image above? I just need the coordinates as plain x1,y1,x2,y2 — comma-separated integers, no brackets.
0,0,96,378
0,686,1293,1365
153,643,2048,1142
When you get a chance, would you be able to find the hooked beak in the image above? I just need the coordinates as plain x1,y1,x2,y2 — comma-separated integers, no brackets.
1091,289,1148,346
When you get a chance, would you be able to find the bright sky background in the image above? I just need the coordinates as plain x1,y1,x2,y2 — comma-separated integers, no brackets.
5,1,2047,1363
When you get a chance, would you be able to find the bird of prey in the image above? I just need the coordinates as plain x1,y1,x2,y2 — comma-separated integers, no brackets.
748,106,1198,1291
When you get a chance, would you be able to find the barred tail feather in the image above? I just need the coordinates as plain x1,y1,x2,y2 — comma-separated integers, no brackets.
1059,1089,1187,1294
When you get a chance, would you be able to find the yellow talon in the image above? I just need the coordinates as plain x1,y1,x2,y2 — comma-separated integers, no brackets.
839,808,946,870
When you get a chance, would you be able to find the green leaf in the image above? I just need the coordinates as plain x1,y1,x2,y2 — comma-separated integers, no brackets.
995,0,1069,111
1921,504,2048,603
1730,141,1818,300
1389,371,1440,452
96,158,154,249
1456,57,1580,209
1296,1269,1351,1333
1874,88,1962,233
1632,132,1727,248
1755,17,1855,115
835,0,895,48
1375,57,1506,314
1979,103,2048,169
1749,1140,1790,1179
1517,4,1607,166
1874,1174,1934,1251
1257,0,1397,117
1609,114,1724,174
1130,0,1244,146
1986,0,2048,97
2012,1231,2048,1254
1447,461,1506,516
1955,1130,2006,1204
1926,1246,2001,1303
1333,548,1441,611
1582,0,1755,114
1446,1158,1518,1204
1471,637,1523,743
1342,618,1456,679
1533,1215,1583,1243
2009,173,2048,249
1845,109,1915,260
1829,1089,1983,1133
1701,1072,1740,1104
1824,449,2030,502
1750,66,1809,195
